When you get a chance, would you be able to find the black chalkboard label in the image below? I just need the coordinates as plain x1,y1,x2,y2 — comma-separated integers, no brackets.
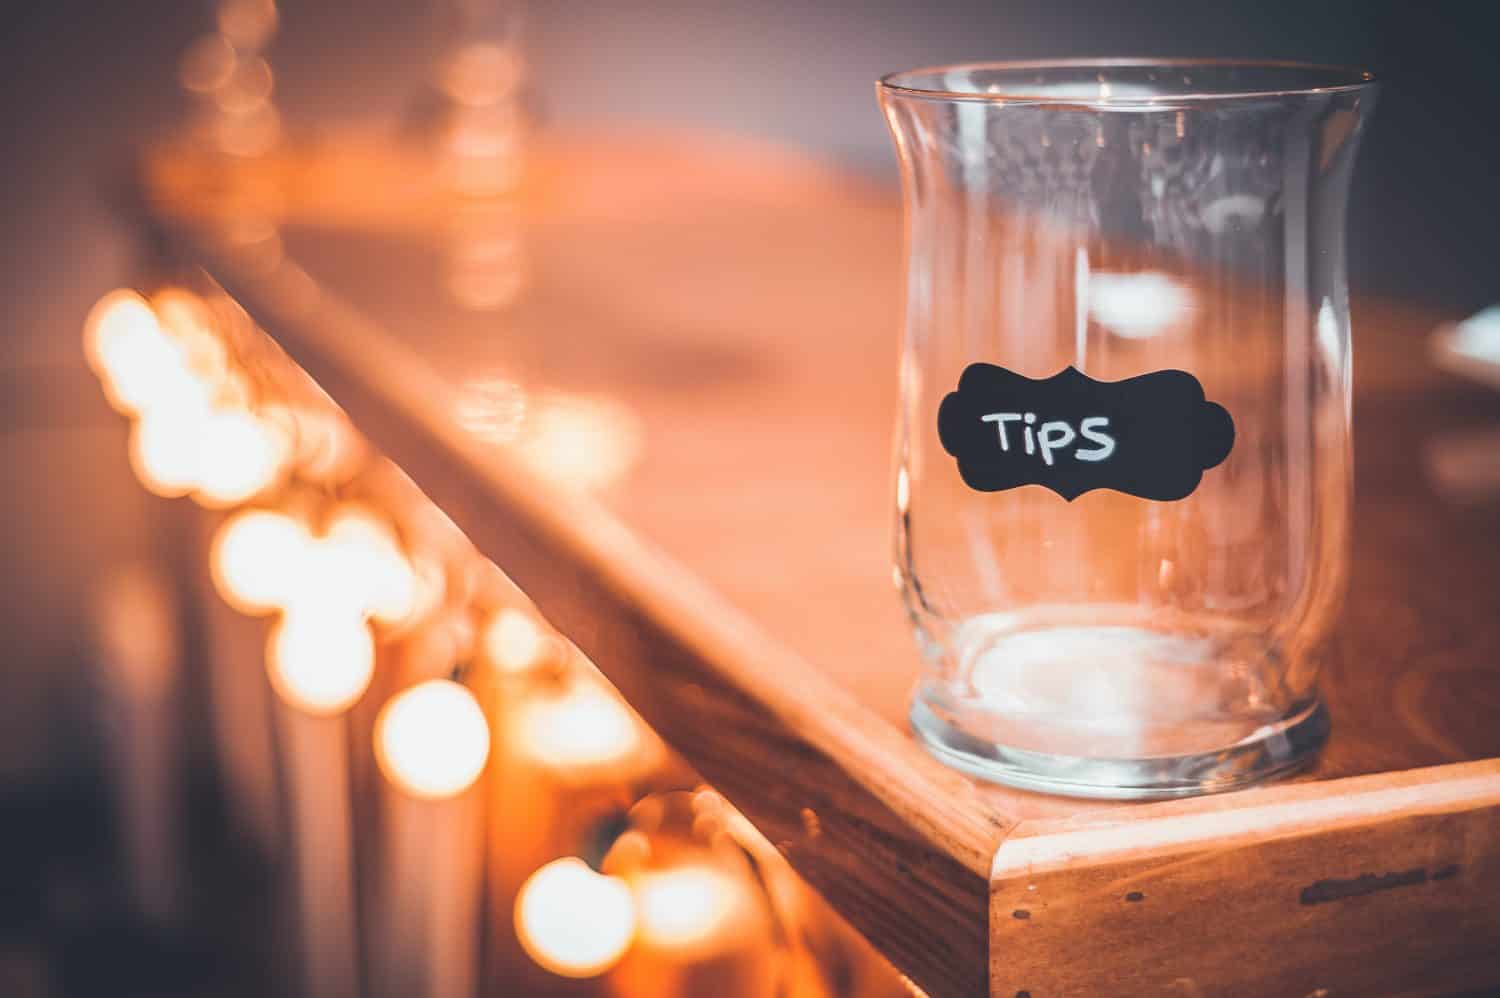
937,365,1234,502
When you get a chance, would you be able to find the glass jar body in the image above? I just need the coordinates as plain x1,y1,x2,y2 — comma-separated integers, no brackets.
881,63,1375,797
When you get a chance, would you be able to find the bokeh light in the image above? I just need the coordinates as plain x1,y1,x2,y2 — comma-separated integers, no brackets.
634,866,743,952
375,680,490,799
482,607,548,674
440,42,523,108
211,508,311,614
216,0,278,51
179,34,236,94
215,102,282,158
84,290,157,379
515,858,637,978
86,290,206,417
154,289,232,394
278,534,384,622
267,610,376,715
194,406,290,506
515,683,642,771
324,506,418,625
213,56,274,115
129,406,210,498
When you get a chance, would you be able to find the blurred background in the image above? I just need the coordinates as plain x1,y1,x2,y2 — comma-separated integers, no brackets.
2,1,1496,995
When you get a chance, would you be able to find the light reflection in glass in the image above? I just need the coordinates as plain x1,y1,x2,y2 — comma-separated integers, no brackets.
1088,270,1193,339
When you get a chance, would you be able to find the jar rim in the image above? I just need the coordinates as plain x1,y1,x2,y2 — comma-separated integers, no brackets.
877,59,1376,107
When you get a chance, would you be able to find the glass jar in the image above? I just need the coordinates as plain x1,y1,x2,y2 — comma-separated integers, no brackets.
878,60,1376,798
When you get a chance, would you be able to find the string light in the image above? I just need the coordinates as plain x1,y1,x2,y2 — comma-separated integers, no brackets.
375,680,490,799
153,288,231,394
84,290,156,381
267,610,376,716
211,508,312,614
86,291,206,418
401,553,448,630
440,42,523,108
324,506,419,625
194,405,290,506
87,283,782,989
277,536,383,622
211,505,424,625
214,56,274,115
514,682,643,771
86,289,290,504
634,866,744,952
216,0,278,51
129,405,211,498
515,858,637,978
182,0,282,157
482,607,548,674
179,34,236,94
129,401,288,504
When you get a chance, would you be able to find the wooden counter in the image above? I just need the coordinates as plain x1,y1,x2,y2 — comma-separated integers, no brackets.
136,130,1500,996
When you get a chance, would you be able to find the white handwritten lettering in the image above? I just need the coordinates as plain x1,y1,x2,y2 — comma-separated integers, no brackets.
979,413,1115,463
981,412,1024,450
1075,416,1116,461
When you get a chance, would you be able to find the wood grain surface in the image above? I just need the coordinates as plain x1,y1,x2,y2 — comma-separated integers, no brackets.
991,760,1500,997
136,132,1500,996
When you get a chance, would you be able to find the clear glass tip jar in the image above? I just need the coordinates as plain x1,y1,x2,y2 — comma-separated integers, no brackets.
879,61,1376,797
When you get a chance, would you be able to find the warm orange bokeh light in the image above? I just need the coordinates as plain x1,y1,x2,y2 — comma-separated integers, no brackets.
86,290,206,418
179,34,236,94
482,607,548,674
86,289,289,504
130,402,289,505
633,866,744,953
267,610,376,716
514,682,642,771
375,680,490,799
324,506,419,625
515,858,637,978
152,288,230,392
216,0,278,51
440,42,523,108
194,406,290,506
211,509,312,614
129,407,208,498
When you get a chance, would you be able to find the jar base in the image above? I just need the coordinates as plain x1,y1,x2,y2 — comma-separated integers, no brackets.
909,695,1328,800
